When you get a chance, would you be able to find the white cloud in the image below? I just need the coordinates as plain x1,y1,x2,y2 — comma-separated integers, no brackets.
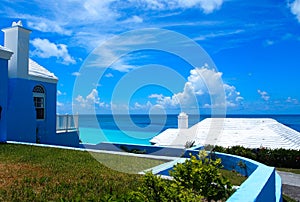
27,18,72,36
135,0,223,13
149,65,243,110
286,97,299,104
149,94,164,99
31,38,76,65
72,72,81,77
224,84,244,107
177,0,223,14
57,90,66,96
290,0,300,22
57,101,64,107
264,40,275,46
75,89,105,110
194,29,244,41
123,15,143,24
132,101,153,110
83,0,119,21
258,89,270,101
104,73,114,78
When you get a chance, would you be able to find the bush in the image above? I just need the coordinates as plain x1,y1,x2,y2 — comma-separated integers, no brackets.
211,145,300,169
131,150,234,202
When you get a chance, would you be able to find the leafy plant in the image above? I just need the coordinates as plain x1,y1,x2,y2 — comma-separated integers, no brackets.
132,150,234,202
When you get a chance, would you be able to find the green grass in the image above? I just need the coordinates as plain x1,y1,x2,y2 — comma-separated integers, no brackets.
276,168,300,175
283,194,297,202
220,169,247,186
0,143,248,201
0,143,166,201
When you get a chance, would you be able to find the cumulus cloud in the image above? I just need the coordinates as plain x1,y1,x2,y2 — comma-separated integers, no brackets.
31,38,76,65
75,89,106,111
289,0,300,22
149,65,243,110
258,89,270,101
132,101,153,110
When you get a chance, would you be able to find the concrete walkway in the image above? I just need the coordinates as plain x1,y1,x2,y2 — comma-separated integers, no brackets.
277,171,300,202
278,171,300,187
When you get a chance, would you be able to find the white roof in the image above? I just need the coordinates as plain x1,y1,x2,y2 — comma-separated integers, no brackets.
150,118,300,150
0,45,12,52
28,58,58,81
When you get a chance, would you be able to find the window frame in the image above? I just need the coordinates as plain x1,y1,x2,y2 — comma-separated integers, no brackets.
33,85,45,120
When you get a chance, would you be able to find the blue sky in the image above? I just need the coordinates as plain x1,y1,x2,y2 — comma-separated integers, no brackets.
0,0,300,115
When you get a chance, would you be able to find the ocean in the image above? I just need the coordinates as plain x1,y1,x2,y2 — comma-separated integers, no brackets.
78,114,300,145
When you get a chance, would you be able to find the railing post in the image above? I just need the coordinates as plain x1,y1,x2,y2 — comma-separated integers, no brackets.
65,114,69,132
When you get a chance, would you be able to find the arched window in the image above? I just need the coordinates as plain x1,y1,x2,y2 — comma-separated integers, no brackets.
33,85,45,120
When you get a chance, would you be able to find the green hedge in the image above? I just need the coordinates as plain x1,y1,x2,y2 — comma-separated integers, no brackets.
211,145,300,169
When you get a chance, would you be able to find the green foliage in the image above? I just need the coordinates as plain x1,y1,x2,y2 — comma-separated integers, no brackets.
132,151,234,202
212,145,300,169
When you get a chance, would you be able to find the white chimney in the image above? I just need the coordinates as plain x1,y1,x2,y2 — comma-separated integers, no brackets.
2,21,31,79
178,112,188,129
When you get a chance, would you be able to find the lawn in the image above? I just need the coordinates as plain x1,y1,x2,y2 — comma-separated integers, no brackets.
0,143,248,201
0,143,165,201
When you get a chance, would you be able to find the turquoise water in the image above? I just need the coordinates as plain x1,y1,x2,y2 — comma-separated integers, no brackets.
78,114,300,145
79,127,157,145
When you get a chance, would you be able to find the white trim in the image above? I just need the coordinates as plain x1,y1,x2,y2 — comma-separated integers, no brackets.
0,47,13,60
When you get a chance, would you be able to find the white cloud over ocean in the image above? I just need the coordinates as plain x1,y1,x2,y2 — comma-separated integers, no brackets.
148,65,243,110
258,90,270,101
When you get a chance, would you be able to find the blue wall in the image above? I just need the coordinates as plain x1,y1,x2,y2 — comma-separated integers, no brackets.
0,59,8,142
81,142,204,157
52,131,80,147
6,78,56,144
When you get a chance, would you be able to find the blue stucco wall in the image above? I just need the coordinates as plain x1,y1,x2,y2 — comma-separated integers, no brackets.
7,78,38,142
50,130,80,147
6,78,57,144
0,59,8,142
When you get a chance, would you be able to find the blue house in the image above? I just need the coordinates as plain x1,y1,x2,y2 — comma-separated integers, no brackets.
0,21,79,147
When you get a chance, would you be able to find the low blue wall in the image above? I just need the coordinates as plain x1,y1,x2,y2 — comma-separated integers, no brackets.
149,151,282,202
80,142,204,157
49,131,79,147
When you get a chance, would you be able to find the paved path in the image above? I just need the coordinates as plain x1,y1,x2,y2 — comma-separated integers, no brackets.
277,171,300,202
277,171,300,187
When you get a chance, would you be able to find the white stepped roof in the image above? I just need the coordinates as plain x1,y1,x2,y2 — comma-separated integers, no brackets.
28,58,58,81
150,118,300,150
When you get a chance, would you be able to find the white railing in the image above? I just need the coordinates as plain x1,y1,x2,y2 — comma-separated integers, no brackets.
56,114,79,132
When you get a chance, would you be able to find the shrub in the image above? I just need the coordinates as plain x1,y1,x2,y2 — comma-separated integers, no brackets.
131,150,234,202
211,145,300,169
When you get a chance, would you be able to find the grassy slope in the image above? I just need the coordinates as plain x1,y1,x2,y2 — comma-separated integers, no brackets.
0,143,165,201
0,143,248,201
